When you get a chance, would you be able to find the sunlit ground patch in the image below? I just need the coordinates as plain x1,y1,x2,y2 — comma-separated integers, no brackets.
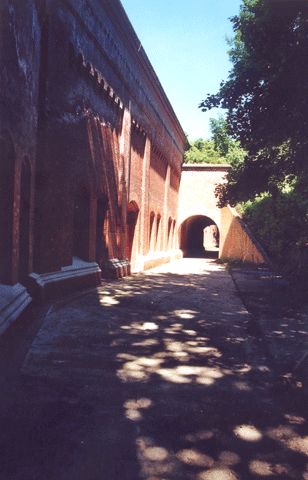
120,321,159,333
157,364,224,385
249,459,291,477
172,309,198,319
177,448,214,467
98,295,120,306
266,425,308,454
144,447,169,462
234,424,263,442
141,322,159,330
198,467,239,479
124,397,152,410
234,364,252,374
183,329,197,336
132,339,159,347
157,368,191,384
136,437,176,477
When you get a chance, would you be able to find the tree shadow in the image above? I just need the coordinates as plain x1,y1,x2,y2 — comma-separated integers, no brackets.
0,259,307,479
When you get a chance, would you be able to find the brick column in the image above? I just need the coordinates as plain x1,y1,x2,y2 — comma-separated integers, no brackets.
139,136,151,258
119,104,131,259
163,164,171,251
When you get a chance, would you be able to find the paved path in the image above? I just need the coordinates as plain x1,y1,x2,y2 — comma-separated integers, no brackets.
0,259,307,479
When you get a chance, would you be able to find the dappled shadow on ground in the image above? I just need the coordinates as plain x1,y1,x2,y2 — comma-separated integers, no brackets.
0,259,307,479
230,265,308,385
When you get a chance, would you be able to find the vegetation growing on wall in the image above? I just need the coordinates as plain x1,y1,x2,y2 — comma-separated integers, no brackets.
200,0,308,278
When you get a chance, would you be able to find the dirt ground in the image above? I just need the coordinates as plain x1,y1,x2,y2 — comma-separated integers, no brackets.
0,258,307,479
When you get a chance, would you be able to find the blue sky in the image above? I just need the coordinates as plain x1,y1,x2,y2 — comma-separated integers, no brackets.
120,0,242,140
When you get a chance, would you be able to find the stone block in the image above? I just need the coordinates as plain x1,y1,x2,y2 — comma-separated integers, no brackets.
28,258,101,302
0,283,32,335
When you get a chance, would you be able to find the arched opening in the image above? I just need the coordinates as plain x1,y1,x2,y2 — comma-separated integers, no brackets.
73,187,91,261
0,131,15,284
126,201,139,262
172,220,177,249
167,217,172,249
19,157,31,281
149,212,155,252
180,215,219,258
96,196,109,266
156,214,162,251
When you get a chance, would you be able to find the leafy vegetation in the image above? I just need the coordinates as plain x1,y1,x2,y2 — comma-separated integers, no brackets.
184,117,245,165
200,0,308,202
200,0,308,278
238,176,308,278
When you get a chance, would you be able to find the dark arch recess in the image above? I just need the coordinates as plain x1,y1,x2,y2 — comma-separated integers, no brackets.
180,215,219,258
126,201,139,261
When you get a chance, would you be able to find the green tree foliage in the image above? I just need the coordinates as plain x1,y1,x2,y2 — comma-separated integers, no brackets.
209,117,232,157
200,0,308,205
238,175,308,278
184,117,245,165
200,0,308,277
184,138,224,164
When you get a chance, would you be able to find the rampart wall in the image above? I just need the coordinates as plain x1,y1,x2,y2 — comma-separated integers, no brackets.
0,0,186,331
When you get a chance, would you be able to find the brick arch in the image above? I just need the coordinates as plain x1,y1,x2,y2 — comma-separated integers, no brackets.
126,200,139,263
155,213,162,251
73,184,94,262
96,194,109,267
149,211,156,252
180,214,219,258
167,217,173,249
178,207,220,232
178,164,230,235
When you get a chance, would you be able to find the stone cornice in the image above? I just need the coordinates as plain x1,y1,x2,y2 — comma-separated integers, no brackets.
69,44,182,172
182,164,231,172
108,0,186,143
60,0,185,157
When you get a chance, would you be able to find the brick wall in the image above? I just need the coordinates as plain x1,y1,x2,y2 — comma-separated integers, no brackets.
0,0,186,299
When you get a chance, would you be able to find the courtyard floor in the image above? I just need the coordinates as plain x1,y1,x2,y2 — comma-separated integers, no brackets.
0,258,307,479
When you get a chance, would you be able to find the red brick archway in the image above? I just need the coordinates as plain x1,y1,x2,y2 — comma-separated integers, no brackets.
126,201,139,262
180,215,219,258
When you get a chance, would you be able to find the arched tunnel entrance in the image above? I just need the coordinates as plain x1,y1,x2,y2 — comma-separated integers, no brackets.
180,215,219,258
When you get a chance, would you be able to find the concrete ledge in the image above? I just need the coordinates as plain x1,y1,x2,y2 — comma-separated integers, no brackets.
29,257,101,301
142,250,183,271
0,283,32,335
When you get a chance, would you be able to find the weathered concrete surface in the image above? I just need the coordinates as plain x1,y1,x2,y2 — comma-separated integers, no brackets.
0,259,307,479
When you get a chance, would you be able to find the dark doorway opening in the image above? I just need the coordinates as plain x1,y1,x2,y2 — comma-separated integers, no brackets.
96,197,109,266
126,201,139,262
73,188,91,261
180,215,219,258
